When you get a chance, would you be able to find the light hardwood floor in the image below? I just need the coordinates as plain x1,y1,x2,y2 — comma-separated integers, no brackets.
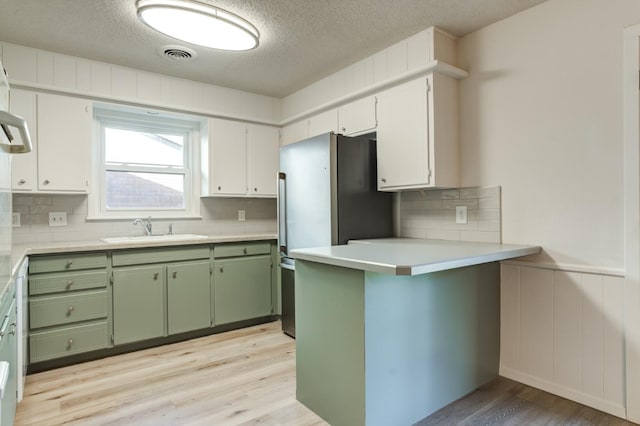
16,321,327,425
16,321,637,426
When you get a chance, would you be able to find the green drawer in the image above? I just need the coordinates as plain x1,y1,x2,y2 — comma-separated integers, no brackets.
112,245,210,266
29,270,107,296
30,320,109,363
213,241,271,258
29,252,107,273
30,290,108,329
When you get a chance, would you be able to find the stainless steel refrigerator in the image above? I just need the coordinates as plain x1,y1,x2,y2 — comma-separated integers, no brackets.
278,132,393,337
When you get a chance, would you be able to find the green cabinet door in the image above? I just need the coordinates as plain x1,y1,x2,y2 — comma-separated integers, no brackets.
0,301,18,426
113,265,165,345
213,255,272,325
167,261,211,335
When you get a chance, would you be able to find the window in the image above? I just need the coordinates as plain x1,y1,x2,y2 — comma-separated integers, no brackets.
90,106,201,219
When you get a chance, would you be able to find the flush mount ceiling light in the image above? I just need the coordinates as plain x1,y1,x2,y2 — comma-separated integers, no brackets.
136,0,259,51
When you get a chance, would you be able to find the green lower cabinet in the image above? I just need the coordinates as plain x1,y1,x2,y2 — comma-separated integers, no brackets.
113,265,165,345
167,261,211,335
214,255,272,325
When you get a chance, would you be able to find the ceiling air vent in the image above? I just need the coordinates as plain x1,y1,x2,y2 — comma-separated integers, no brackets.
159,45,197,62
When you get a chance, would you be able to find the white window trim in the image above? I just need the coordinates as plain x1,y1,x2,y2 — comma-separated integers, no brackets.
88,104,202,220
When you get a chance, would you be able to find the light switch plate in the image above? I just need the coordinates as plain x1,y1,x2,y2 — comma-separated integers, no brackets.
11,213,20,228
238,210,246,222
49,211,67,227
455,206,468,224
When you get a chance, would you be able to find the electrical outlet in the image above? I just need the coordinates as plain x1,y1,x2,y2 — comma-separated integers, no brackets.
11,213,20,228
238,210,246,222
48,211,67,227
455,206,468,224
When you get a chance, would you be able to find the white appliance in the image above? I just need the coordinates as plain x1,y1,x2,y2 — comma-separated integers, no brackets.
0,60,33,421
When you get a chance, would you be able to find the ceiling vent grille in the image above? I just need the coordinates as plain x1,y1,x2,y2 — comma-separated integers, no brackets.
160,45,197,62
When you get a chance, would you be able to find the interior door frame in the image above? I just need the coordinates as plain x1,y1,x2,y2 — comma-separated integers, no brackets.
623,23,640,423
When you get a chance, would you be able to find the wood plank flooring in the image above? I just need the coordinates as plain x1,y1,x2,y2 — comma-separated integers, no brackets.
16,321,637,425
419,377,636,426
15,321,327,425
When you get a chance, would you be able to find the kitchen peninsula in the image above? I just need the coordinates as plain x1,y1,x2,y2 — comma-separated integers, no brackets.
291,238,541,426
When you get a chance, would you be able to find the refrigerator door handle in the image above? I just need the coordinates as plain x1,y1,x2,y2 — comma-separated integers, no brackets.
277,171,287,256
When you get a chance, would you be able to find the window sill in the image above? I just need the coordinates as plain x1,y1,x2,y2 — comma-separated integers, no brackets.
86,215,203,221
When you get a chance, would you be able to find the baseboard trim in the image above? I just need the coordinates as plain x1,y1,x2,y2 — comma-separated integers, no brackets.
499,366,627,420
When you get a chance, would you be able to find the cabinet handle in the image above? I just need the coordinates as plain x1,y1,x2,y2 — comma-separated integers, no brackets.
153,272,159,280
172,271,177,279
243,247,248,254
254,187,257,192
341,127,346,132
65,260,73,268
381,178,387,183
217,186,222,190
67,338,74,348
66,280,73,289
43,179,50,185
67,306,74,315
219,266,223,273
18,179,25,185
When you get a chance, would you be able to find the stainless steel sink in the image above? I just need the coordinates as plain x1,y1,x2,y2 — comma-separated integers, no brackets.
101,234,209,244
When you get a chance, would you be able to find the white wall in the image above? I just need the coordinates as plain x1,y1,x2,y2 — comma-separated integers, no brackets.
458,0,640,419
458,0,640,269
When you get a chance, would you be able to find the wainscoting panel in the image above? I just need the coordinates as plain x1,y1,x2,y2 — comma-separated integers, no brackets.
500,262,626,418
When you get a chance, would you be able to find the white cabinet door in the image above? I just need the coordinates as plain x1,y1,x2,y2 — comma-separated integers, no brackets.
37,93,91,192
308,109,337,138
280,120,308,146
376,77,430,190
337,96,377,136
9,89,37,192
247,124,278,197
208,118,247,196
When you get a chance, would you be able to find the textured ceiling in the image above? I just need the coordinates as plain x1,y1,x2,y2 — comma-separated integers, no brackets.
0,0,547,97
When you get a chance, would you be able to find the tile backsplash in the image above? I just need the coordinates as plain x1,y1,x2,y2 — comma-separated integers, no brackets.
12,194,276,245
399,186,501,243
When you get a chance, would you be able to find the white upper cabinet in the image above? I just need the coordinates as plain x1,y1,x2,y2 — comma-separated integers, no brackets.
9,89,37,192
337,96,377,136
207,118,247,196
247,124,279,197
37,93,91,192
204,119,279,197
376,73,459,191
308,109,337,138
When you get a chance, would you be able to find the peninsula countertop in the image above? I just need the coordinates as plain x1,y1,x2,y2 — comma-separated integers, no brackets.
290,238,541,276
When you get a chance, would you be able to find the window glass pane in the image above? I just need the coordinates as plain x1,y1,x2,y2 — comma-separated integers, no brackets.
105,127,184,167
105,171,185,209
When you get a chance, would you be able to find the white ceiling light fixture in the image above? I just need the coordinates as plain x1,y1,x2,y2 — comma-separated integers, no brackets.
136,0,259,51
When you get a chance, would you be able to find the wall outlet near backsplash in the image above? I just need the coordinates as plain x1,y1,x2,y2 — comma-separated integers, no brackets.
399,186,501,243
48,212,67,227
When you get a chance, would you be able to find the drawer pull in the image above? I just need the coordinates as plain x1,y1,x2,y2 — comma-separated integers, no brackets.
219,266,223,273
66,280,74,290
67,306,74,315
65,260,73,269
243,247,248,254
43,179,50,185
172,271,177,279
153,272,159,280
18,179,25,185
67,339,74,348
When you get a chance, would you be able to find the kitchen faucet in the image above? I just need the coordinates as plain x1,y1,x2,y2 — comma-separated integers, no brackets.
133,216,152,236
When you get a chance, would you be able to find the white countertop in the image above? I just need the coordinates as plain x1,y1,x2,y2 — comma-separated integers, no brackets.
290,238,541,276
10,233,277,277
